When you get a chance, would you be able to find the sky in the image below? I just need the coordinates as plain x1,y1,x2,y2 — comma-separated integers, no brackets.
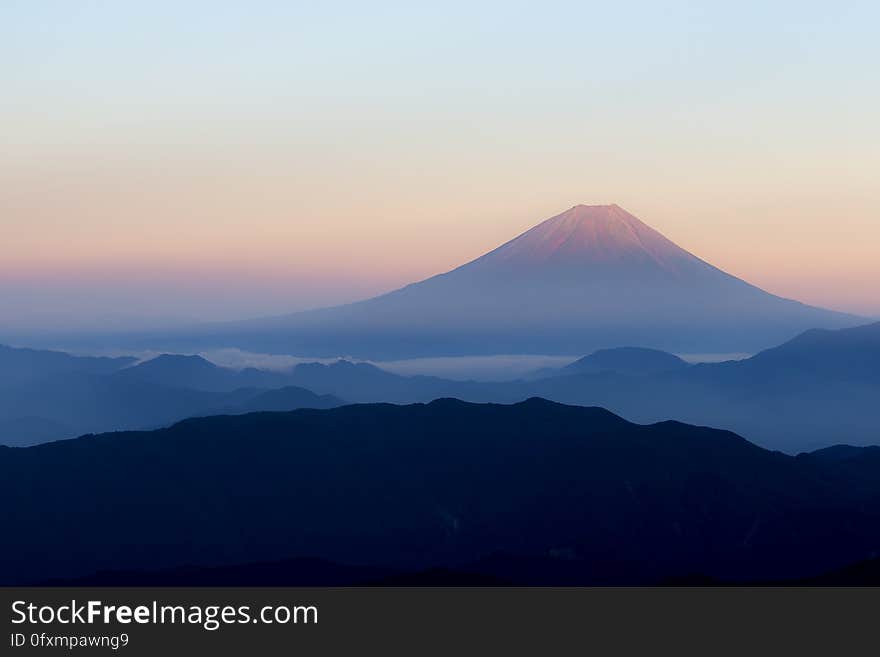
2,0,879,331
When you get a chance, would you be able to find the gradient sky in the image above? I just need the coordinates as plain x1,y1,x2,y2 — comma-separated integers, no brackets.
2,1,879,331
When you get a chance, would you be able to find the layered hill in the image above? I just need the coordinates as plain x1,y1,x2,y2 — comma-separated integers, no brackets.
260,322,880,452
112,353,296,392
0,344,135,387
0,348,343,446
5,321,879,451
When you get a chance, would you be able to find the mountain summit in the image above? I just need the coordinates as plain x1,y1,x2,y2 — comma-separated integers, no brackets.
203,204,861,358
463,204,726,282
475,204,688,269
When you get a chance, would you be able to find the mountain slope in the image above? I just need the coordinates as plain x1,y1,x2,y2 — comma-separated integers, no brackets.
3,398,880,585
197,205,859,358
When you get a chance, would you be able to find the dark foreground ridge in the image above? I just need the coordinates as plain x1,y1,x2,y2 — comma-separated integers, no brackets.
4,398,880,585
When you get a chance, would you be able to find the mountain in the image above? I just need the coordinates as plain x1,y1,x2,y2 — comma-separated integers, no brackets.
0,344,135,387
558,347,688,377
285,360,483,403
729,321,880,385
515,322,880,452
113,354,294,392
0,376,343,447
0,350,346,446
268,322,880,452
5,321,879,450
0,374,244,446
192,204,860,359
220,386,343,414
117,355,448,403
0,345,141,445
4,398,880,585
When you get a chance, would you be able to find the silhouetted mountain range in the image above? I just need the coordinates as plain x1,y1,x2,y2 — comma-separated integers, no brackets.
4,398,880,586
181,205,860,358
